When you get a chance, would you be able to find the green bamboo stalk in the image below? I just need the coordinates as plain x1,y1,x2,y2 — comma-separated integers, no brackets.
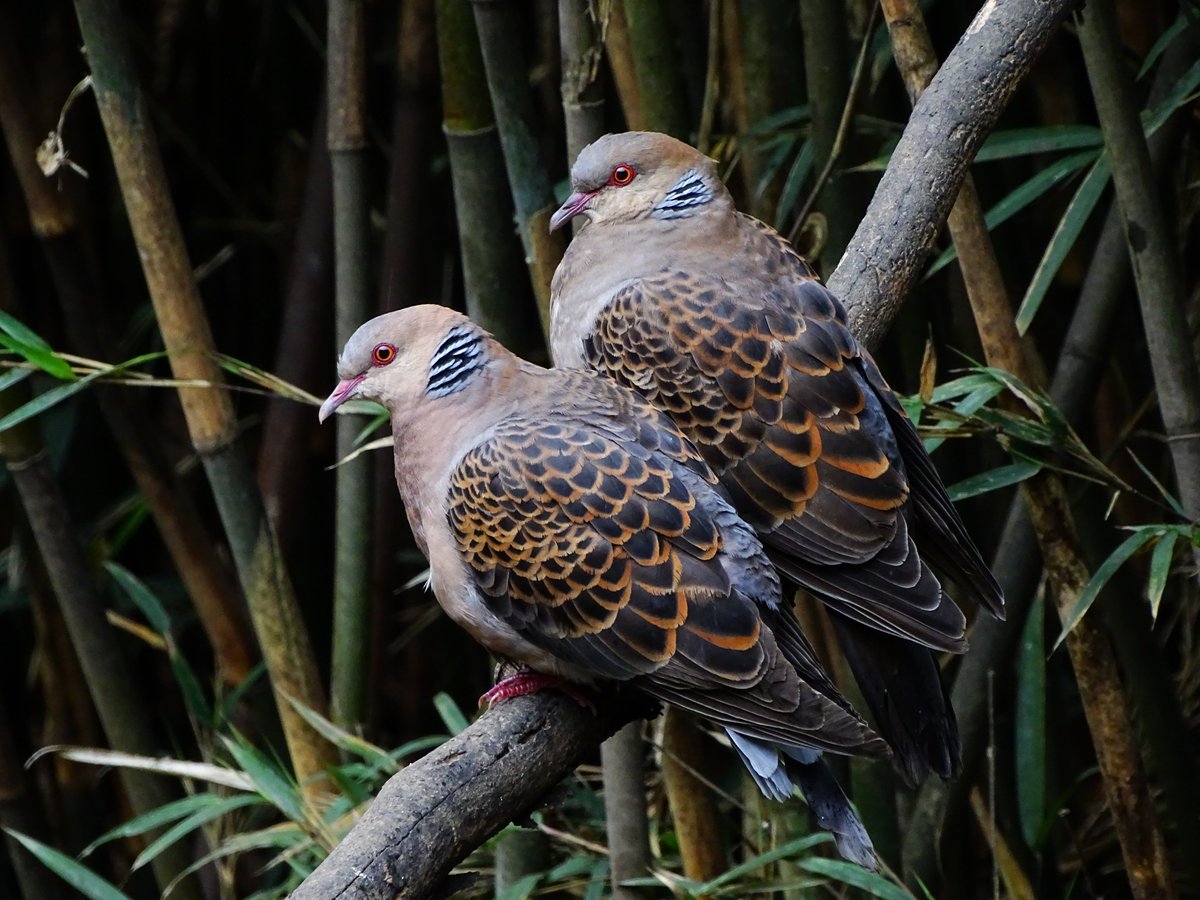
469,0,567,338
0,384,203,900
723,0,777,219
798,0,854,266
621,0,690,138
1078,0,1200,529
436,0,536,354
0,17,257,686
70,0,335,798
879,3,1176,896
327,0,374,736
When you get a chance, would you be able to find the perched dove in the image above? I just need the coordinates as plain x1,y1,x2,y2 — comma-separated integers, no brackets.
321,305,888,866
549,132,1005,784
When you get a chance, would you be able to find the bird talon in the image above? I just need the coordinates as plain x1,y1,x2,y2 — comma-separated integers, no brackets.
479,672,596,714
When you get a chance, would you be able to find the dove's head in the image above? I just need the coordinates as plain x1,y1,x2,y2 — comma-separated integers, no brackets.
319,305,496,423
549,131,729,232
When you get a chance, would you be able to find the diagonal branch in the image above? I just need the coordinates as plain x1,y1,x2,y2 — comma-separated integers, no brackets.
289,694,632,899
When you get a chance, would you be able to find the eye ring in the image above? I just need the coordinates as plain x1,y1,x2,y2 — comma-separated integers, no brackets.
371,342,397,367
608,164,636,186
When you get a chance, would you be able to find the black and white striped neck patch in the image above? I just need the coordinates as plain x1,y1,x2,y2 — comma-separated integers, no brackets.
651,169,715,220
426,326,486,398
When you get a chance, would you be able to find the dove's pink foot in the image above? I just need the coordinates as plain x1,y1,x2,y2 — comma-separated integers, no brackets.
479,672,595,712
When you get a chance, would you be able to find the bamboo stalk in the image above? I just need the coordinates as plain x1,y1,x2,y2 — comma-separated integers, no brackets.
559,0,605,171
661,708,726,884
0,384,203,900
0,18,256,686
70,0,335,797
621,0,690,138
878,3,1176,896
798,0,854,265
604,1,646,129
259,95,333,552
469,0,567,338
436,0,536,353
328,0,374,736
1077,0,1200,530
904,23,1200,884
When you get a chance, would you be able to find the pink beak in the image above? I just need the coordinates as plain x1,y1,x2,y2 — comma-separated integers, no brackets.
549,190,596,232
318,374,365,423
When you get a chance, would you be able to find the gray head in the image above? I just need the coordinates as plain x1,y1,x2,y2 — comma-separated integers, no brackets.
319,305,495,422
549,131,728,232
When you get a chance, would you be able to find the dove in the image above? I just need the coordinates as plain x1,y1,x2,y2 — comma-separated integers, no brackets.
320,305,889,866
549,131,1005,784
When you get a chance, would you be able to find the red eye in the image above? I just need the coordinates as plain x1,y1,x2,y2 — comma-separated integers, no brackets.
371,342,397,366
608,164,636,186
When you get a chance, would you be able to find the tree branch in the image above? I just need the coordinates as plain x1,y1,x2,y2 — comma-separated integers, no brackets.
289,694,633,899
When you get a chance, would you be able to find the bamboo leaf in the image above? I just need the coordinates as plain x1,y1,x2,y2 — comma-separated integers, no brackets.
1016,155,1111,334
83,792,234,856
1147,531,1178,624
946,458,1042,502
45,746,255,791
221,737,307,824
972,125,1102,161
103,561,171,633
774,140,814,226
1016,591,1047,850
132,794,263,872
1054,529,1159,650
4,829,133,900
282,694,398,773
1138,13,1189,78
692,834,830,892
433,692,471,735
0,309,77,381
1144,57,1200,132
0,350,164,432
797,857,915,899
926,150,1097,278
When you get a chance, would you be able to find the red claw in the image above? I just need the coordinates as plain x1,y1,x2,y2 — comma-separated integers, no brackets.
479,672,596,714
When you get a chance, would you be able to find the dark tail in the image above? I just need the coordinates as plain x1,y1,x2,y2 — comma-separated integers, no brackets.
727,729,878,869
832,613,960,785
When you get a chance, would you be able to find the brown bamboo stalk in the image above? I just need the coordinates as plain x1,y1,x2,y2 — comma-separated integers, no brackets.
1077,0,1200,529
661,708,727,884
604,1,646,129
70,0,335,796
0,383,203,900
904,23,1200,885
0,17,256,686
327,0,374,735
469,0,567,337
878,3,1175,895
259,95,333,552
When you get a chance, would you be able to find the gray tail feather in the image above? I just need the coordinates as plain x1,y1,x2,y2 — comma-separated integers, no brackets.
727,730,878,870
